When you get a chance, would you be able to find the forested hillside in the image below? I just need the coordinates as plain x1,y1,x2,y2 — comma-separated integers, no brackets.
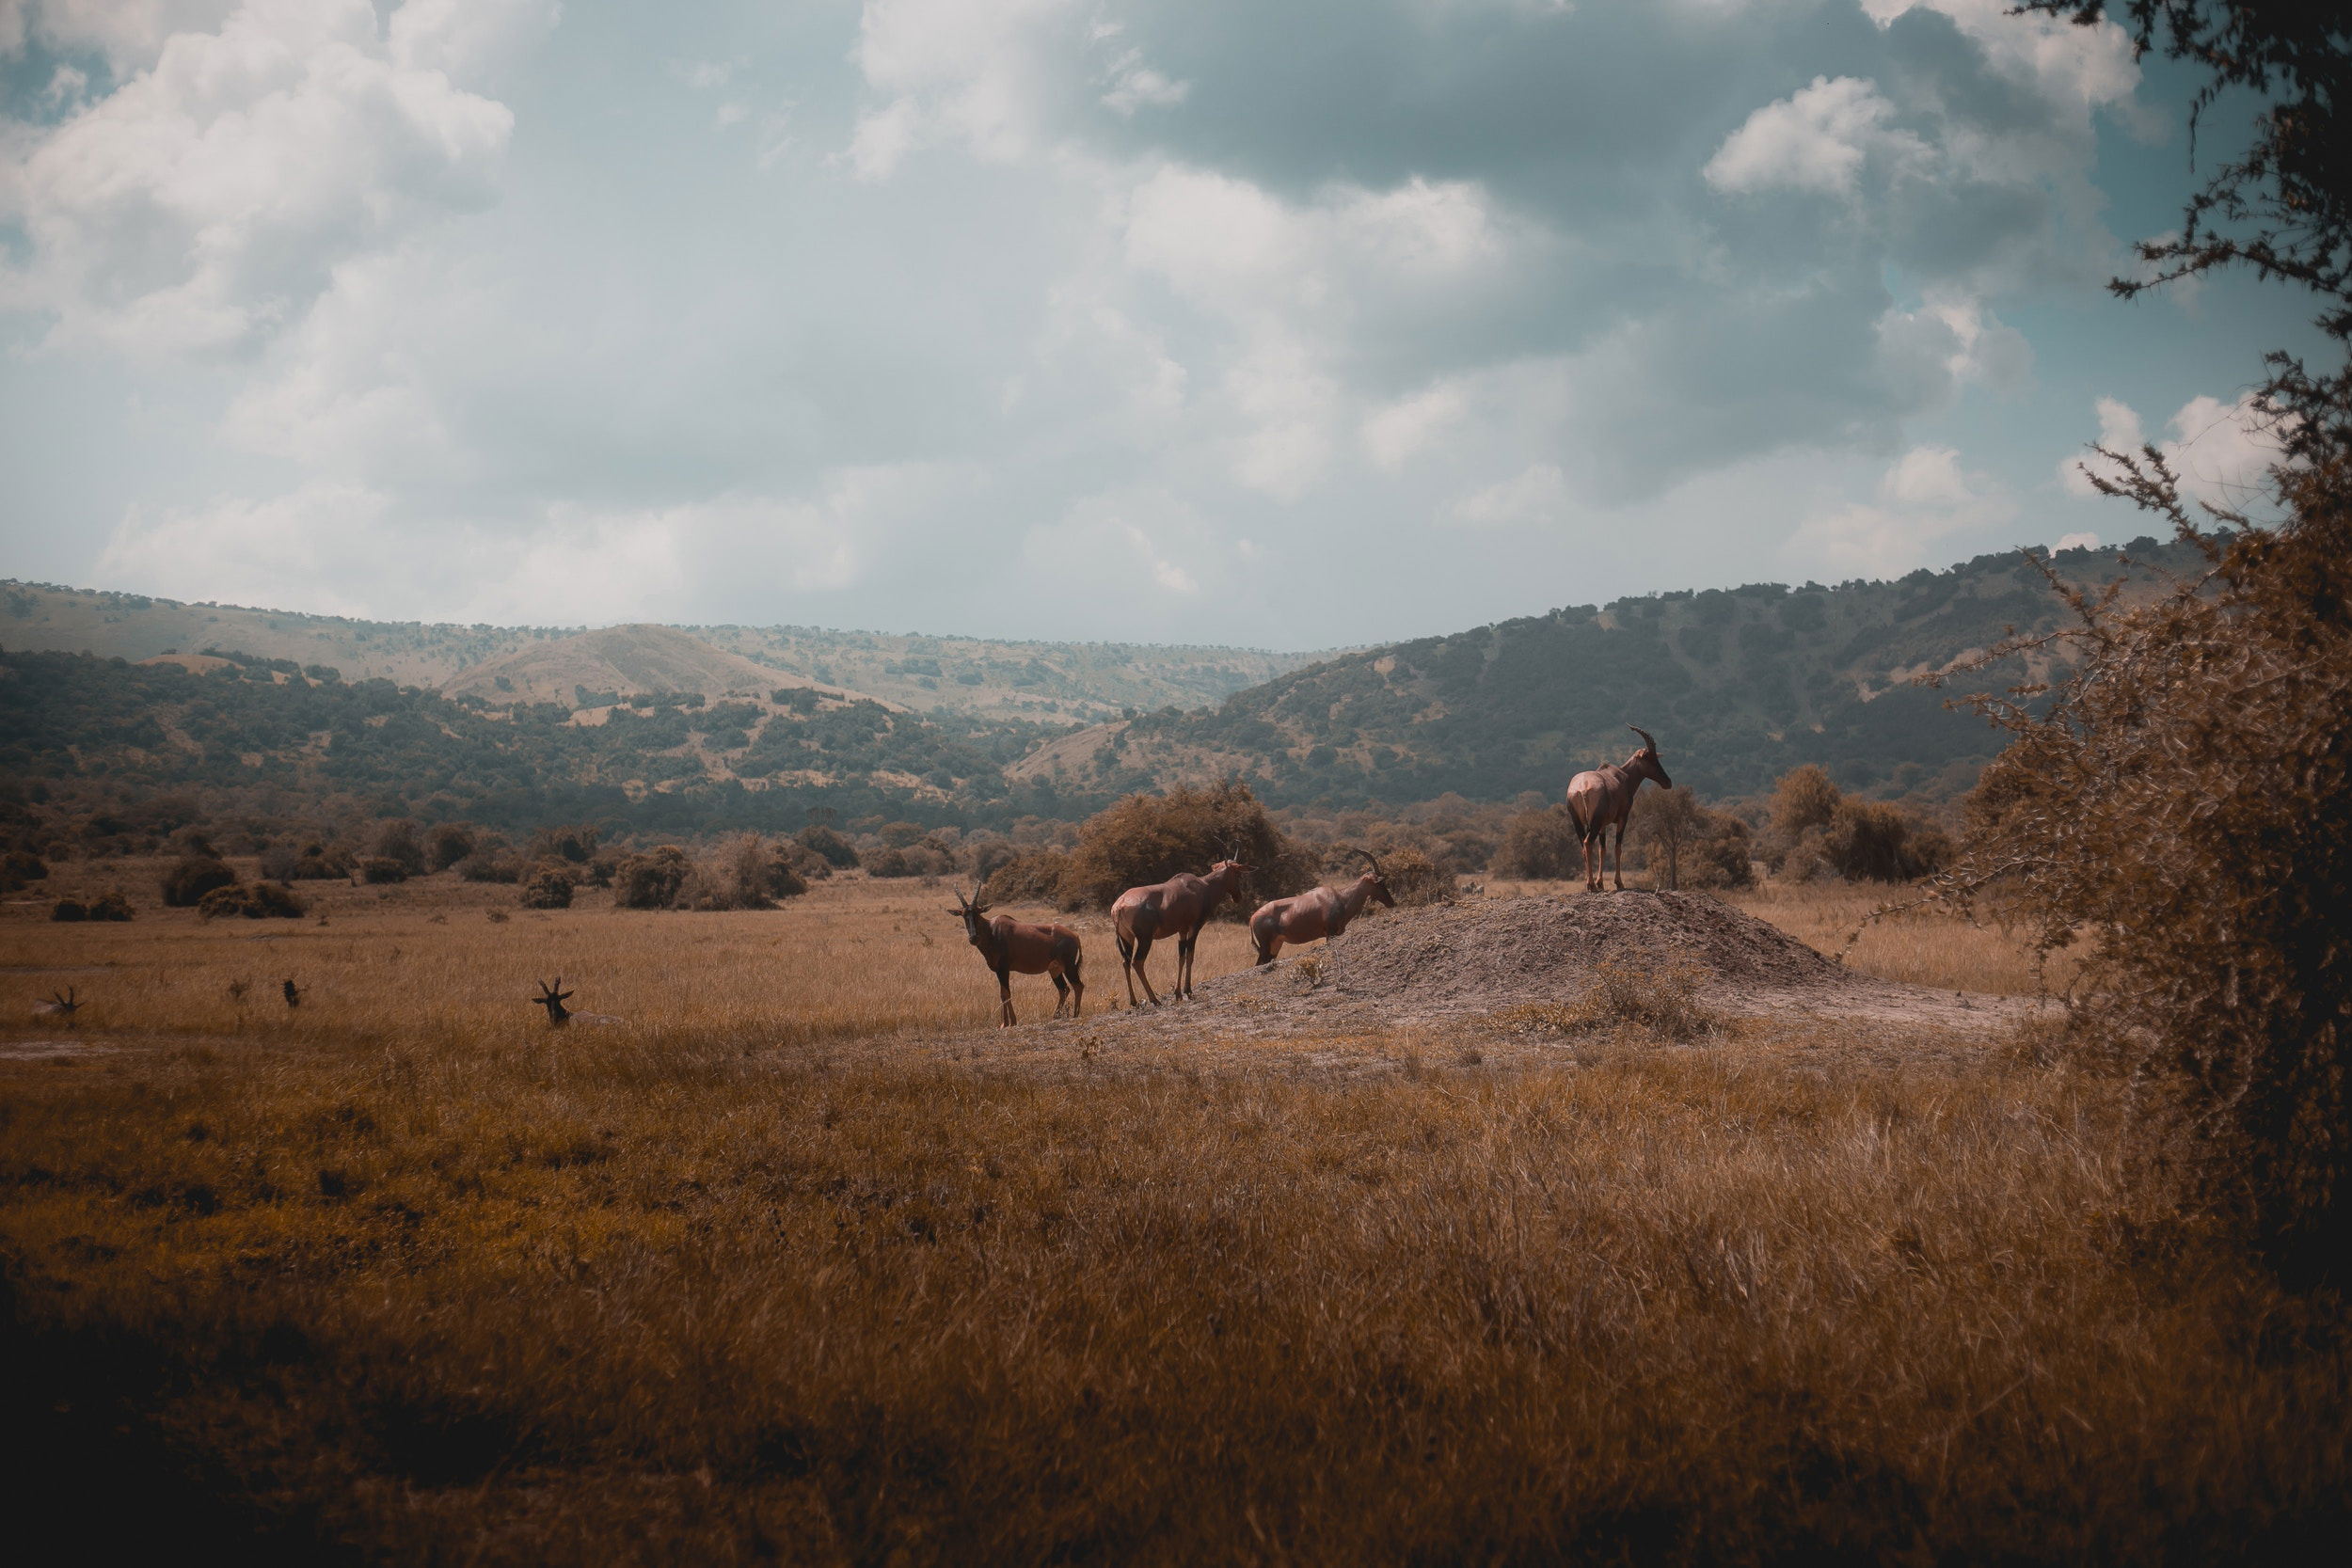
0,647,1089,835
1011,538,2205,805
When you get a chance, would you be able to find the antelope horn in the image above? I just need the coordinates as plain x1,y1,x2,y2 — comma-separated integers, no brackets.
1343,846,1383,877
1628,724,1658,752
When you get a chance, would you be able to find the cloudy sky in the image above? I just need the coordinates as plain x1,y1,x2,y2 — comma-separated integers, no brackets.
0,0,2313,648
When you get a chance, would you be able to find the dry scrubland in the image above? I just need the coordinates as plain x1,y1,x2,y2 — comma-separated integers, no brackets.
3,866,2344,1564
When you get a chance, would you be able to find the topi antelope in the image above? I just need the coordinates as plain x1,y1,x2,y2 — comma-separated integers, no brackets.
532,978,620,1027
283,978,303,1008
949,885,1086,1026
1565,725,1673,894
1111,851,1252,1006
32,987,81,1025
1249,847,1394,966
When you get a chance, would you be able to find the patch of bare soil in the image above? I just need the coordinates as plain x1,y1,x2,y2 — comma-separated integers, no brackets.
1082,892,2039,1041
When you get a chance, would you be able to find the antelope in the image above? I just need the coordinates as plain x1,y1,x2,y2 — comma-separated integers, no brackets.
1111,852,1253,1006
283,978,303,1008
1565,725,1673,894
32,987,81,1025
532,978,620,1027
949,885,1086,1026
1249,847,1395,966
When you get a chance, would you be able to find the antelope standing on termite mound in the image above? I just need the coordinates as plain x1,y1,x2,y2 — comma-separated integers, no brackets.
32,987,81,1026
532,978,620,1026
1565,725,1673,893
950,885,1085,1026
1111,853,1252,1006
1249,847,1394,966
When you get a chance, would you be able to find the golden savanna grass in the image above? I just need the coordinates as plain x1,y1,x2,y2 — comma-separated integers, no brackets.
2,864,2343,1564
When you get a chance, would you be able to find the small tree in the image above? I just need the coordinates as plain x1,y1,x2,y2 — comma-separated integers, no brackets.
519,866,575,910
1630,788,1704,890
797,823,861,869
1058,782,1311,915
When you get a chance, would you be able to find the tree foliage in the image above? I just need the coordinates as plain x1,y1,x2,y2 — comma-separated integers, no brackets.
1946,2,2352,1282
1057,782,1312,916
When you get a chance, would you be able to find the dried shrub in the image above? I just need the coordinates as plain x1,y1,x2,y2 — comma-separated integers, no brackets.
196,881,307,920
1766,768,1947,884
530,824,601,865
796,824,861,869
369,820,427,877
1058,781,1311,916
1493,807,1580,879
1368,845,1454,907
982,847,1074,907
1502,958,1717,1042
426,822,477,872
613,847,692,910
458,847,522,883
1,848,48,890
258,842,302,881
682,836,807,911
1933,448,2352,1282
358,856,408,885
518,866,575,911
161,855,238,908
290,843,353,880
49,897,86,922
87,891,133,922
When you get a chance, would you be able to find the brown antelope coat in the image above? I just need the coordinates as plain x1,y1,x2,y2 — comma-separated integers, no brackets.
1111,858,1251,1006
953,887,1085,1026
1249,848,1394,965
1565,725,1673,893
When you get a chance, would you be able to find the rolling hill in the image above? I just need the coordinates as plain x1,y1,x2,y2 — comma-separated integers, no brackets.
0,581,1316,722
1009,536,2206,805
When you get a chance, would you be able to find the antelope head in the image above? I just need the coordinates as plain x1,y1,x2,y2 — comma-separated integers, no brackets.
1206,843,1254,891
34,986,80,1022
1627,724,1673,788
532,977,575,1025
1344,847,1397,909
948,885,994,946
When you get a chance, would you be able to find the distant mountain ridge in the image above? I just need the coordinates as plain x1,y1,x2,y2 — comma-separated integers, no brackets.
0,581,1318,723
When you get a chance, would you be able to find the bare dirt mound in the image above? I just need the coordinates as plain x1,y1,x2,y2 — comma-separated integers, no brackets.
1099,891,2036,1037
1315,891,1843,1007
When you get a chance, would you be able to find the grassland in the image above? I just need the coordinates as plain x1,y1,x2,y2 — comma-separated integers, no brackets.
2,866,2343,1564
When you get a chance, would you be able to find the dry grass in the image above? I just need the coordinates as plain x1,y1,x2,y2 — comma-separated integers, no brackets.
1,869,2341,1564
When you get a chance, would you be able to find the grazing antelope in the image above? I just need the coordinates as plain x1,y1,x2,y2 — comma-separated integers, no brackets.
1249,847,1395,966
283,978,303,1008
1565,725,1673,894
32,987,81,1025
1111,852,1252,1006
532,978,620,1027
949,885,1085,1026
